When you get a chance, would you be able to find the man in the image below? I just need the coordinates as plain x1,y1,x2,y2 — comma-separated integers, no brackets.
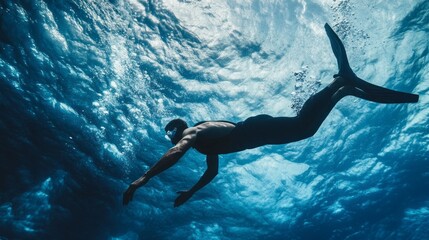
123,24,419,207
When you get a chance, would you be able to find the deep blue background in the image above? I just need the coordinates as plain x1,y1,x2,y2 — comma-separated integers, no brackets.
1,0,428,239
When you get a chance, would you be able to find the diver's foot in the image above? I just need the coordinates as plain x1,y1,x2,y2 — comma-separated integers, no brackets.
329,75,348,90
333,74,359,87
332,85,357,102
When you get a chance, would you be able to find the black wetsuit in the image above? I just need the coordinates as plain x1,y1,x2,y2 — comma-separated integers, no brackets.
193,86,338,155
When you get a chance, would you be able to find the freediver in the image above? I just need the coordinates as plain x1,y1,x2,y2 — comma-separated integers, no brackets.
123,23,419,207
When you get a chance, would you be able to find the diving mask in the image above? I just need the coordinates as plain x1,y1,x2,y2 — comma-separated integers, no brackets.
166,127,177,141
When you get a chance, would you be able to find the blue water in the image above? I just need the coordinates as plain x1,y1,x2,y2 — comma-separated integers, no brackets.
1,0,428,239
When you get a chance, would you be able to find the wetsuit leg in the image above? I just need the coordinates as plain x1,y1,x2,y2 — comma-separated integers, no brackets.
294,84,340,139
243,83,342,145
290,76,418,142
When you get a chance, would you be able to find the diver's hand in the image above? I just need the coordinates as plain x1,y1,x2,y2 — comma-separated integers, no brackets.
123,175,149,205
174,190,193,207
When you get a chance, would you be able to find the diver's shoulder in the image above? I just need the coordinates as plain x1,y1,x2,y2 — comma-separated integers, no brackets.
183,126,198,136
198,121,235,127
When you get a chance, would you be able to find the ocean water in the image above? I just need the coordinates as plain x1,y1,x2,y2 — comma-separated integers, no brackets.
1,0,428,239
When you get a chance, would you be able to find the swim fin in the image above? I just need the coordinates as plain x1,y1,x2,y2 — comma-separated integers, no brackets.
324,23,419,103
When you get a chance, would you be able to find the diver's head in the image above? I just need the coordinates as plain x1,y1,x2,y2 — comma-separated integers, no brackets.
165,118,188,145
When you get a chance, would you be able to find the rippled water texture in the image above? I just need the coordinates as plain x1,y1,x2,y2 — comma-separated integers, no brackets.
1,0,428,239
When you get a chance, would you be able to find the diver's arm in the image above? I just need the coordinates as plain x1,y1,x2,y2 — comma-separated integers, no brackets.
127,147,185,188
174,155,218,207
189,155,219,194
144,136,195,180
123,132,196,205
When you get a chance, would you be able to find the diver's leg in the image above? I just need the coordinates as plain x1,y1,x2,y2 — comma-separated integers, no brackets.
292,74,412,140
295,77,344,139
255,77,343,144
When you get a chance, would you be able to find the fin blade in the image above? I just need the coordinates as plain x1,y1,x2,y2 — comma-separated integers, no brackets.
355,76,419,103
324,23,419,103
324,23,354,77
